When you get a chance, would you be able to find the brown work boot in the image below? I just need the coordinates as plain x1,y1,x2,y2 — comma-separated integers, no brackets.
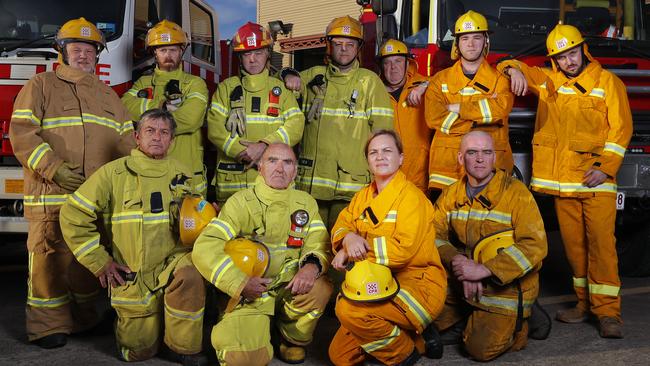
599,317,624,339
279,342,306,364
555,307,588,323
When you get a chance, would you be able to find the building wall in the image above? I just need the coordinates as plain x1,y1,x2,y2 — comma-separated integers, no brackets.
257,0,362,68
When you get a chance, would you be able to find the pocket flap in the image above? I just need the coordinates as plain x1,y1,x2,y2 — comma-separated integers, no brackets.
569,139,603,154
532,133,557,147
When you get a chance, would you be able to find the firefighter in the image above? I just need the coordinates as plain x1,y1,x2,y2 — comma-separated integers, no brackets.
424,10,514,199
8,17,135,349
280,16,394,229
207,22,304,202
328,130,447,366
60,109,207,365
122,20,208,195
377,39,432,192
432,131,548,361
499,24,632,338
192,143,332,365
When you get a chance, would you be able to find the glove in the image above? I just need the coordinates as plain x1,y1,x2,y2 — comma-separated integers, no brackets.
225,107,246,138
307,84,326,122
164,79,183,112
52,162,85,191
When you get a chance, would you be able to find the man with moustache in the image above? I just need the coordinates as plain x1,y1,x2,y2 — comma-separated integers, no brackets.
280,16,393,229
123,20,208,195
432,131,548,361
9,17,135,349
425,11,514,200
499,24,632,338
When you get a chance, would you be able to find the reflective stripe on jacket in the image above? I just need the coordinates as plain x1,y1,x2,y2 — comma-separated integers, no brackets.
425,59,514,189
10,64,135,220
296,60,394,201
498,54,632,197
433,170,547,316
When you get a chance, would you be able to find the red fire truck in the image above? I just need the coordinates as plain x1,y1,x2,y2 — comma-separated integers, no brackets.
358,0,650,275
0,0,221,232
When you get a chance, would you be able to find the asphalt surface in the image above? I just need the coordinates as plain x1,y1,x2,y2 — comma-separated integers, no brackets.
1,231,649,366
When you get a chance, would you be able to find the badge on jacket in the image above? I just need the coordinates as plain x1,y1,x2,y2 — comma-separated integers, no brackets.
287,209,309,247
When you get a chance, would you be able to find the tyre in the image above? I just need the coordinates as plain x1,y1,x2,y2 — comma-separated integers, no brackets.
616,222,650,277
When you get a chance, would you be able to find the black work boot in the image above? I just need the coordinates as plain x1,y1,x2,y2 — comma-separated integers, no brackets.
422,324,443,359
164,348,209,366
440,319,466,345
528,300,552,340
32,333,67,349
395,348,421,366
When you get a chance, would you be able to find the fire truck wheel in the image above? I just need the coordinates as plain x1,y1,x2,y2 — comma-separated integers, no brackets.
616,222,650,277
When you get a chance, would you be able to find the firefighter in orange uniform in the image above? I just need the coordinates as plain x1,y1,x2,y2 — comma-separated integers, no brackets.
9,18,135,348
424,10,514,196
499,24,632,338
328,130,446,366
432,131,547,361
378,39,432,192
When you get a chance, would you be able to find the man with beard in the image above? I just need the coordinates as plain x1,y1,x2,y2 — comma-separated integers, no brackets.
281,16,394,229
432,131,547,361
207,22,304,202
9,17,135,349
123,20,208,195
424,11,514,200
499,24,632,338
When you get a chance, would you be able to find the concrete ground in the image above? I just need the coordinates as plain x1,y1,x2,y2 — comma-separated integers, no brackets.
1,231,649,365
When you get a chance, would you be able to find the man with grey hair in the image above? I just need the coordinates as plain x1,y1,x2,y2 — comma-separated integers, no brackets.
432,131,548,361
60,109,208,365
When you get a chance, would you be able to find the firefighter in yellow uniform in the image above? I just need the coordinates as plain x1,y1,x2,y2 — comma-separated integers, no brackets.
122,20,208,195
207,22,304,202
281,16,394,229
433,131,547,361
192,143,332,365
378,39,432,192
499,24,632,338
425,11,514,195
328,130,447,366
9,17,135,349
60,110,207,365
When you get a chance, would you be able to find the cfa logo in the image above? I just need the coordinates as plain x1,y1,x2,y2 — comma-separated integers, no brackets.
160,33,171,43
80,26,91,37
386,45,394,52
463,21,475,31
247,35,257,47
342,25,351,34
555,38,568,50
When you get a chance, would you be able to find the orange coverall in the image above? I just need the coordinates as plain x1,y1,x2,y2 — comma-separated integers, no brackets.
499,49,632,320
328,171,446,365
425,59,514,190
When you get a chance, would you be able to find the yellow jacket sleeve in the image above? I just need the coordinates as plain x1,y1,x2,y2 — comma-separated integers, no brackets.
497,60,553,96
298,206,331,274
121,76,165,121
171,77,209,135
432,196,461,268
458,75,514,126
259,92,304,147
424,74,468,133
596,74,633,177
207,82,245,158
366,75,395,131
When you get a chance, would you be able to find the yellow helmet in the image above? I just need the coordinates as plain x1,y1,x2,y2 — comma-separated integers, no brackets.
454,10,489,35
179,195,217,246
326,16,363,41
224,238,270,278
341,260,399,302
55,17,106,53
546,24,584,56
146,20,188,49
473,230,514,264
377,39,410,59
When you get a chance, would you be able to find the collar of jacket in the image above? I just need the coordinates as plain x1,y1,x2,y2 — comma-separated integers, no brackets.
551,58,602,96
152,66,185,86
451,169,509,210
447,58,498,95
56,64,97,85
252,174,296,206
126,148,170,177
240,69,270,92
326,59,360,85
355,170,408,227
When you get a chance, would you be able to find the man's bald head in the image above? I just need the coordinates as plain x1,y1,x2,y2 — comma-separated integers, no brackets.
258,143,297,189
458,131,496,186
460,130,494,153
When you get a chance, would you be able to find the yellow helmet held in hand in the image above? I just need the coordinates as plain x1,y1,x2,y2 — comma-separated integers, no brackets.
473,229,514,264
341,260,399,302
224,238,270,278
179,195,217,246
146,20,188,49
55,17,106,53
377,39,410,59
546,24,584,56
326,16,363,41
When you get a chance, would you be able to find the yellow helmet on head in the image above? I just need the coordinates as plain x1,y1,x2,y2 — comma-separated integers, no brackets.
451,10,489,60
341,260,399,302
179,195,217,246
473,230,514,264
546,24,584,56
146,20,188,49
377,39,410,59
55,17,106,53
326,16,364,41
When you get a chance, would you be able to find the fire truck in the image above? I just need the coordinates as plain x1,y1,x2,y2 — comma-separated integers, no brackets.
0,0,221,233
358,0,650,275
